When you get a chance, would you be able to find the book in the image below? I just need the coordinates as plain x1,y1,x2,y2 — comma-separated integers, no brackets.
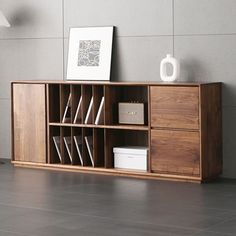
84,97,93,124
73,96,82,124
95,96,104,125
73,136,83,166
84,136,94,167
62,93,71,123
52,136,62,162
63,136,72,163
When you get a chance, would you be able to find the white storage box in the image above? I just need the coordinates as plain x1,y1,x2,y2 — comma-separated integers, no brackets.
113,146,148,171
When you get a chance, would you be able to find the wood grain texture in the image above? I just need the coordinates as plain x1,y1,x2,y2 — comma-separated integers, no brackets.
11,80,215,86
104,85,120,125
48,123,149,130
11,81,222,183
104,129,123,168
13,84,46,163
151,129,200,176
148,86,151,172
48,126,61,164
93,128,105,167
48,84,60,122
12,161,202,183
200,83,222,180
150,86,199,129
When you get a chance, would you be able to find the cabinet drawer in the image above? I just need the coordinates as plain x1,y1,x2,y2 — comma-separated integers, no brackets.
150,86,199,129
151,129,200,176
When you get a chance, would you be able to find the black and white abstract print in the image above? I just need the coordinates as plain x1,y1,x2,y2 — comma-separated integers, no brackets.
78,40,101,66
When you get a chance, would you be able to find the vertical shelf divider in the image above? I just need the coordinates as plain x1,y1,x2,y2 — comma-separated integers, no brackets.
59,84,63,123
72,84,82,124
93,85,104,125
147,85,151,172
46,84,50,164
82,85,93,124
70,126,74,165
93,128,105,167
60,126,64,164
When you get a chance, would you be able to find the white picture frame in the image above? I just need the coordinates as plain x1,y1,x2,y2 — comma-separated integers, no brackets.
66,26,114,81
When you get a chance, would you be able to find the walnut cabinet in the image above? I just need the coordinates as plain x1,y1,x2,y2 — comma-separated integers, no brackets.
11,81,222,183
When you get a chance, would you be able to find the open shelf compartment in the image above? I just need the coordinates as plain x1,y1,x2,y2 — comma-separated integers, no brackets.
104,129,149,170
48,84,60,123
104,85,148,126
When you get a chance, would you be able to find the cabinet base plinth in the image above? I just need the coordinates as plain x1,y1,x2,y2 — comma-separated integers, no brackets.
12,161,203,183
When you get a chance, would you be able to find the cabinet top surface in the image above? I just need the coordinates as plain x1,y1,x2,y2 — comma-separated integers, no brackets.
11,80,221,86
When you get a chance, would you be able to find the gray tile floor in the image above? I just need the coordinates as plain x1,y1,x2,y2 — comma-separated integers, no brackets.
0,160,236,236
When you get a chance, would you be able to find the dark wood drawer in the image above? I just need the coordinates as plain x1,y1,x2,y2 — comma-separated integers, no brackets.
151,129,200,176
150,86,199,129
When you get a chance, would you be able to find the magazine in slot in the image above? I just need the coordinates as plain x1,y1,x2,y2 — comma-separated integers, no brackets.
84,97,93,124
84,135,94,167
52,136,62,163
73,96,82,124
63,136,72,163
73,136,83,166
95,96,104,125
62,93,71,123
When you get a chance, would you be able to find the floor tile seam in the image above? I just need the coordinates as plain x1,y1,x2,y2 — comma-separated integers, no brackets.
66,227,202,236
0,195,145,207
195,229,235,236
0,202,214,233
201,215,236,233
191,204,236,215
46,190,117,198
0,228,36,236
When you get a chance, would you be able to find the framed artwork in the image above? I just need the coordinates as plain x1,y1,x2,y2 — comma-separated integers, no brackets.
66,26,114,81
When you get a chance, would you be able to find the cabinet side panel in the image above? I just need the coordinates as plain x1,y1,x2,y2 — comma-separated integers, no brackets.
13,84,46,163
200,84,222,179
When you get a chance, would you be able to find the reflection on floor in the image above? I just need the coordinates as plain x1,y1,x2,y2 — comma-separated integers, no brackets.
0,159,236,236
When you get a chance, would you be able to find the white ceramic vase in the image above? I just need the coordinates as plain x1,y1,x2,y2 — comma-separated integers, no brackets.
160,54,180,82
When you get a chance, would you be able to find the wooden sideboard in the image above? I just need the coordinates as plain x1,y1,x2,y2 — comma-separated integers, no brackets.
11,81,222,183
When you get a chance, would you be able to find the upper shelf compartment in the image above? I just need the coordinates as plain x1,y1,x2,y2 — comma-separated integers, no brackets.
104,85,148,126
48,84,60,123
48,84,103,126
48,84,105,126
48,83,149,129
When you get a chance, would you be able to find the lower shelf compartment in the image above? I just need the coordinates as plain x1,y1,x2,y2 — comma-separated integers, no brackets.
11,161,202,183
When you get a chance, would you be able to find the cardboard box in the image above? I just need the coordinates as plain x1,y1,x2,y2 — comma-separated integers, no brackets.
118,103,145,125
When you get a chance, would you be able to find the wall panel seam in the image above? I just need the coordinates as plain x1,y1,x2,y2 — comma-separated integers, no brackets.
174,33,236,37
0,37,64,41
62,0,65,81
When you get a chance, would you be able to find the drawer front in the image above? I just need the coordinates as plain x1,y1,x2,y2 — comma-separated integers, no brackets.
150,86,199,129
151,129,200,176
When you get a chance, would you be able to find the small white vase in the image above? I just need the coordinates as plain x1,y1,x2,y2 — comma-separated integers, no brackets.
160,54,180,82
